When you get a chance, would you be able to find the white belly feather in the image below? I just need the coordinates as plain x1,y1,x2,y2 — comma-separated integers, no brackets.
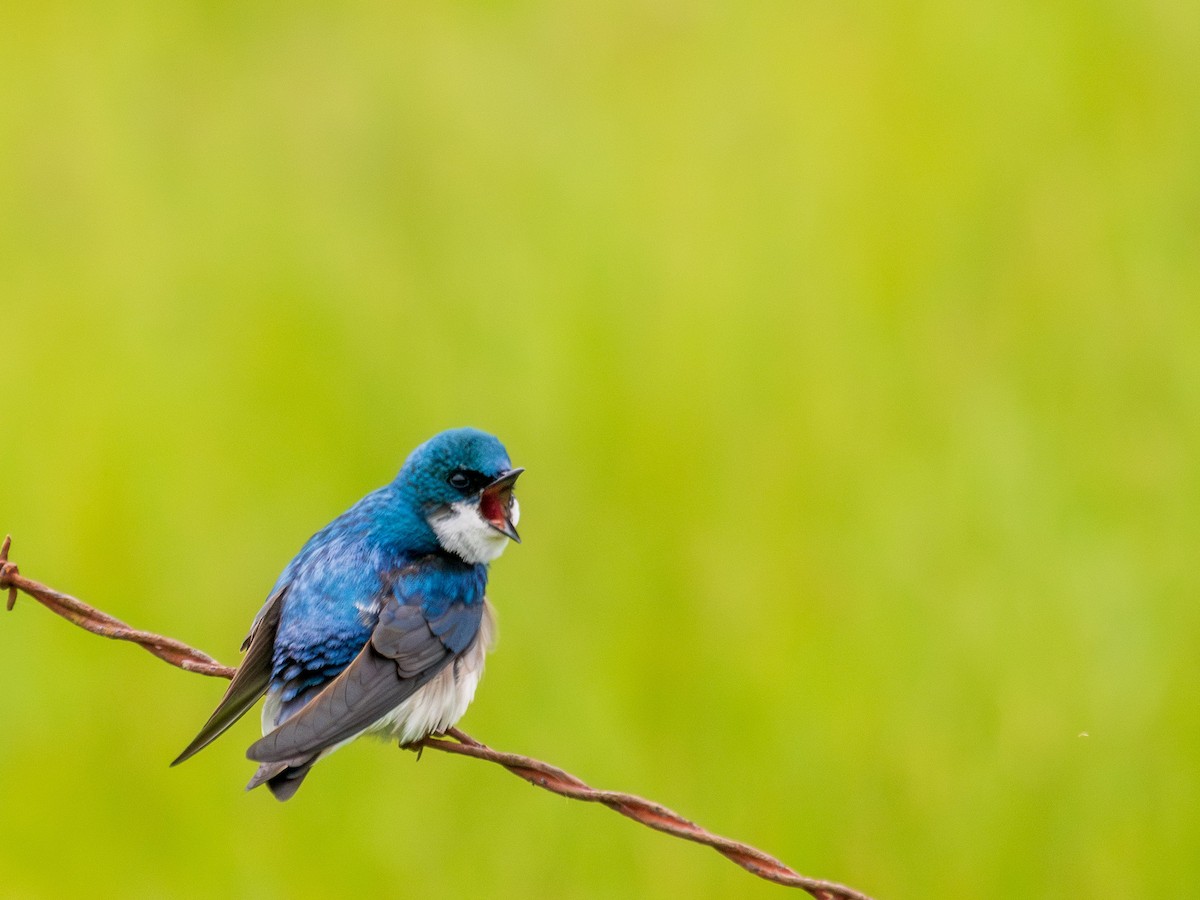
366,598,496,744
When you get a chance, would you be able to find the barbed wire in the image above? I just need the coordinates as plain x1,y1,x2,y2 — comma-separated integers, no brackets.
0,535,876,900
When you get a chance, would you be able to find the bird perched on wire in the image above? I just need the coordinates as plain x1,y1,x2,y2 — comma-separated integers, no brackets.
171,427,523,800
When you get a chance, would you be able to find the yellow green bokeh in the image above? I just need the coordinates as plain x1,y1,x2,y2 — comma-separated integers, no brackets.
2,3,1198,897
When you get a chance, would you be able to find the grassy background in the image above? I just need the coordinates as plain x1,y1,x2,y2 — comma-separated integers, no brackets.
2,2,1198,897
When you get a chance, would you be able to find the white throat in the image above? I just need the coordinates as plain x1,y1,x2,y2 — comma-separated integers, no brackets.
428,498,519,565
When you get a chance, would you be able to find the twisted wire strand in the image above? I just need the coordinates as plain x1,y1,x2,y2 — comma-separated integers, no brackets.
0,535,876,900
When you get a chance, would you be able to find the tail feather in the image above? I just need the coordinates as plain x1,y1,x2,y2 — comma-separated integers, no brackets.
246,757,317,802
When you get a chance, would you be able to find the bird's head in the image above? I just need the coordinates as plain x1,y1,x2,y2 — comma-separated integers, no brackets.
396,427,523,564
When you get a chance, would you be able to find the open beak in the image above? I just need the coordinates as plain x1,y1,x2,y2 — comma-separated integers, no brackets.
479,467,523,542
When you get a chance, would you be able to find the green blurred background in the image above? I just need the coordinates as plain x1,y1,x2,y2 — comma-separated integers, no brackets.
2,2,1198,897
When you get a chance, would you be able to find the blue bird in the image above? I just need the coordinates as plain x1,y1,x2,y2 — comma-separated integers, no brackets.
171,427,522,800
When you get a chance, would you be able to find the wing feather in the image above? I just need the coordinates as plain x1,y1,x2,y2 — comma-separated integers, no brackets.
171,587,287,766
246,592,483,763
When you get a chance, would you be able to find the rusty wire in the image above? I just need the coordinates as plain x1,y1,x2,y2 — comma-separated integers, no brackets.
0,535,876,900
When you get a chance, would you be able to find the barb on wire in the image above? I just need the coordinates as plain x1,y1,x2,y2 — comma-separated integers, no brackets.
0,535,876,900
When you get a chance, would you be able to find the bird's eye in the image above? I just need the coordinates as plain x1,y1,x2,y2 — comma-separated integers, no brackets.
447,471,472,492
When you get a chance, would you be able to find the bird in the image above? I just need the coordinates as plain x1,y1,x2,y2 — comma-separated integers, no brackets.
171,427,522,801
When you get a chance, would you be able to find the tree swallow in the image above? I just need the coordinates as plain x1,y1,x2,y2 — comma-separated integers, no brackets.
171,427,522,800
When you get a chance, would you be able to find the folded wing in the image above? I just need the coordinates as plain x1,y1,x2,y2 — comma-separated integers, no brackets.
246,587,483,763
